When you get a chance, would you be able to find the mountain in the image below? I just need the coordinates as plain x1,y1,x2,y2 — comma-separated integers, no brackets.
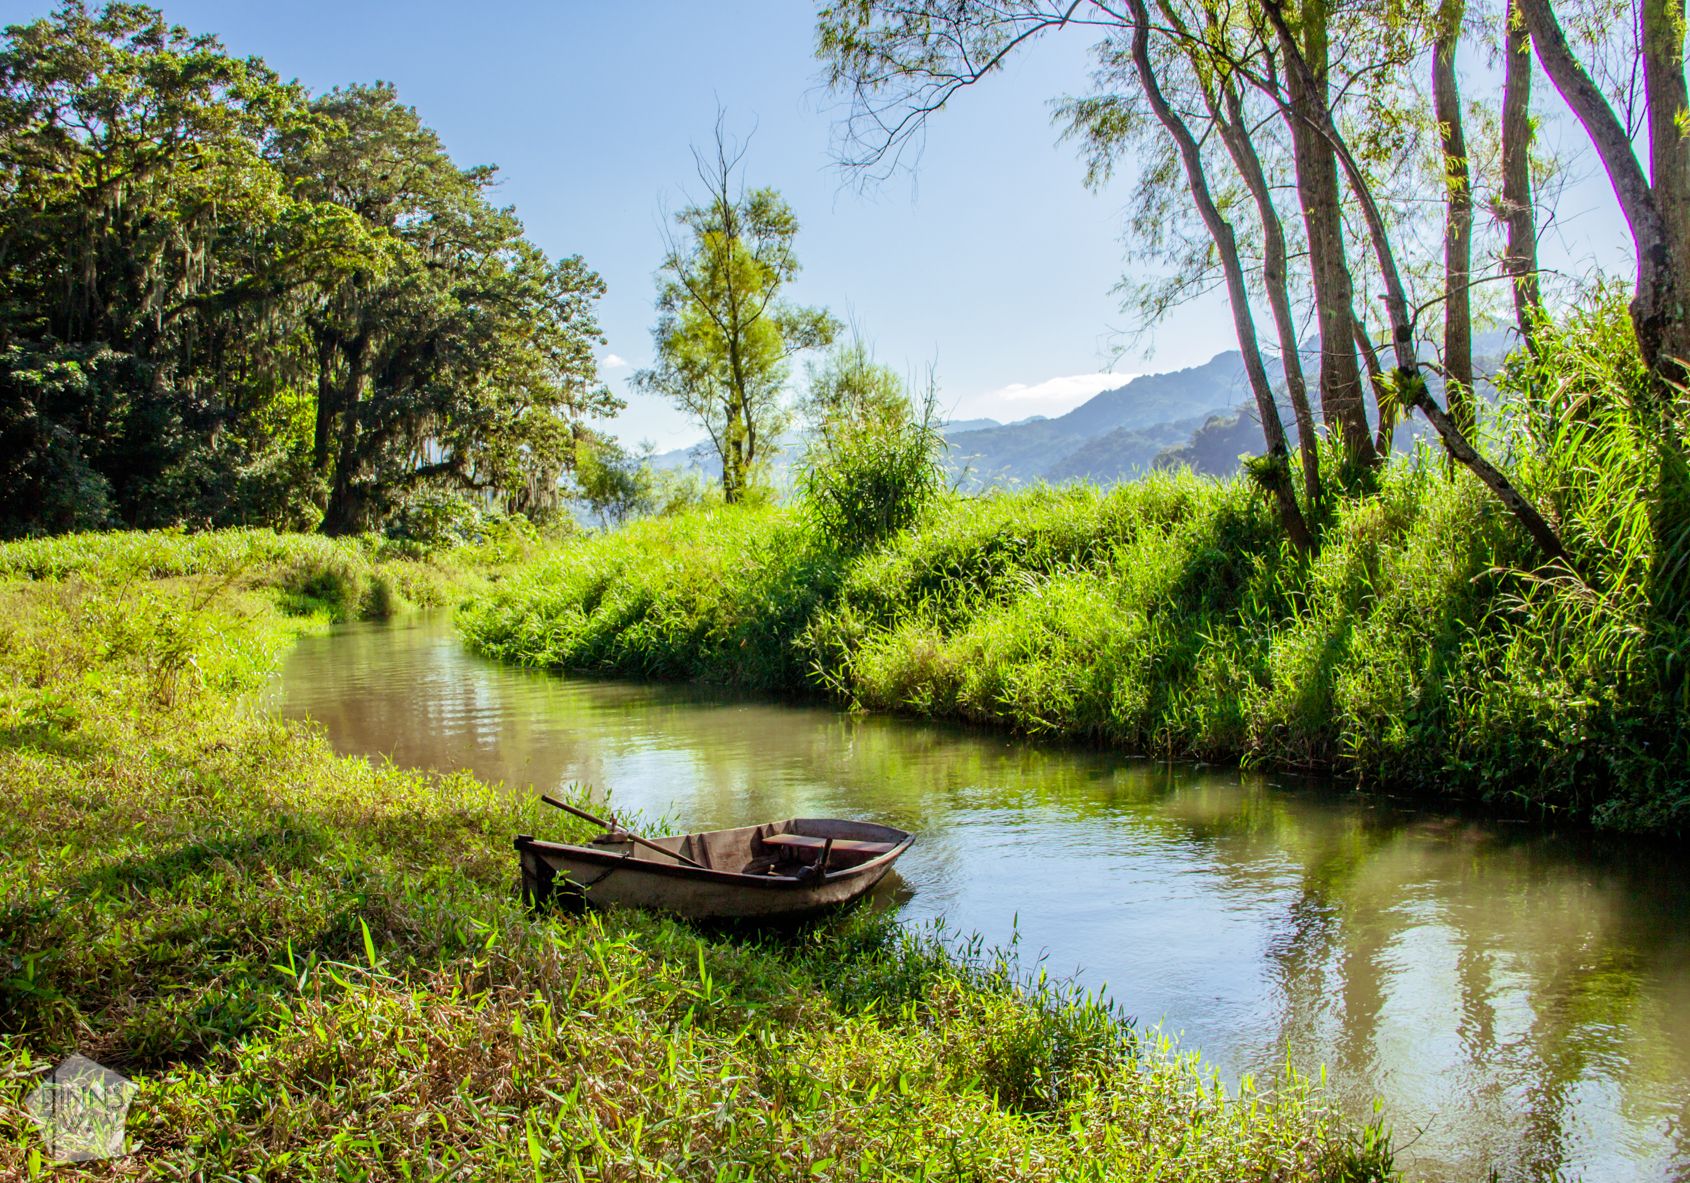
941,417,1003,434
640,353,1268,492
1152,329,1523,477
634,333,1529,495
943,353,1252,489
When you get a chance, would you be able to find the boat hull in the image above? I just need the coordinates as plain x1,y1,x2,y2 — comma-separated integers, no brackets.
515,817,913,923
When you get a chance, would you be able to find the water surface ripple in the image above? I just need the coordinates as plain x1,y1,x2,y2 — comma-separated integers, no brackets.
273,614,1690,1183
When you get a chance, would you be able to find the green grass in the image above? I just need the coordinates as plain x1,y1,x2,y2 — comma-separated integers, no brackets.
0,536,1394,1180
463,325,1690,834
0,522,553,623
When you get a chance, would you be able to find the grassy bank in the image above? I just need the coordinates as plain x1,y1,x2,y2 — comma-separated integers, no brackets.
0,532,1392,1180
0,522,553,620
461,452,1686,834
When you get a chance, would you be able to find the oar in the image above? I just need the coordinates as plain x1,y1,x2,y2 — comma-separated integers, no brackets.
540,794,706,871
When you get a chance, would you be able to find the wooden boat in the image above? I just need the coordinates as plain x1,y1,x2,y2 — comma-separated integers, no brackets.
514,813,914,923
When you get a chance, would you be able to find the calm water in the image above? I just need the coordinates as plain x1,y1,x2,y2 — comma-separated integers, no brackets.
273,614,1690,1182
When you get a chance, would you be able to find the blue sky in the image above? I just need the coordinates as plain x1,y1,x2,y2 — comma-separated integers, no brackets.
3,1,1636,449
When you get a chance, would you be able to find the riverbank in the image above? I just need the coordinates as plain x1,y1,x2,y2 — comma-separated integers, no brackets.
460,456,1685,835
0,531,1392,1179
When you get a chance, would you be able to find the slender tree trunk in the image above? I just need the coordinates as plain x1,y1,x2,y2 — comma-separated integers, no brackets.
1213,71,1322,508
1517,0,1690,385
1500,1,1542,345
718,177,752,505
1261,0,1573,569
722,381,746,504
1127,0,1313,553
1279,0,1375,465
1642,0,1690,382
1645,0,1690,285
1434,0,1475,435
1638,0,1690,659
1353,318,1395,456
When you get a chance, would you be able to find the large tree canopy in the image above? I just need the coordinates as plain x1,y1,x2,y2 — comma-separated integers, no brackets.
0,2,614,537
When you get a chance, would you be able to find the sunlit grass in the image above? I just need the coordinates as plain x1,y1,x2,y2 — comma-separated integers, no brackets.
0,538,1394,1179
463,312,1690,833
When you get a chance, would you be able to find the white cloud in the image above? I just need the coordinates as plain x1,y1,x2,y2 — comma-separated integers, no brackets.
601,353,630,370
973,372,1133,418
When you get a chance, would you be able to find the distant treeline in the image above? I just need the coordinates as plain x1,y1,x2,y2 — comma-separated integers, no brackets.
0,3,616,538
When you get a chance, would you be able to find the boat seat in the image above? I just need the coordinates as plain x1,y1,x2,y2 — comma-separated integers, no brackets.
761,833,897,856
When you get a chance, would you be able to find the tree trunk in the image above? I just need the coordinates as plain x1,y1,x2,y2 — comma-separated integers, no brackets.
1517,0,1689,386
1411,389,1573,563
1280,0,1375,465
1500,1,1542,345
1644,0,1690,290
312,334,338,472
1261,0,1574,570
1434,0,1475,435
1214,72,1322,509
1641,0,1690,383
1353,318,1395,456
1128,0,1313,553
321,336,371,535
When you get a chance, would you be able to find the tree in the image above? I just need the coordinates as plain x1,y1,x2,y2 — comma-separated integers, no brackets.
287,85,616,534
1116,0,1313,550
1256,0,1571,564
635,121,838,503
572,433,654,529
0,1,347,532
0,4,616,537
1208,64,1323,508
1511,0,1690,659
802,332,907,424
1434,0,1476,433
1515,0,1690,392
1276,0,1376,464
1498,0,1542,347
820,0,1579,567
799,338,946,550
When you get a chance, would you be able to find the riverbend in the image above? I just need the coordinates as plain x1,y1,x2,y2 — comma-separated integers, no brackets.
276,613,1690,1183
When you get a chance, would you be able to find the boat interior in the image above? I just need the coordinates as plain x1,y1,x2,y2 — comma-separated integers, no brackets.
588,817,908,877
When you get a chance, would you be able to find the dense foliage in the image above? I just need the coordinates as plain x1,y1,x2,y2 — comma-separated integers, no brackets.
0,532,1394,1180
463,302,1690,834
799,341,947,551
0,3,615,539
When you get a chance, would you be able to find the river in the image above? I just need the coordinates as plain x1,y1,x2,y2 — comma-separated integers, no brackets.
272,612,1690,1182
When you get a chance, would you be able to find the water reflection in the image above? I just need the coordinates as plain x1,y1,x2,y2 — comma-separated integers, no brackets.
273,614,1690,1182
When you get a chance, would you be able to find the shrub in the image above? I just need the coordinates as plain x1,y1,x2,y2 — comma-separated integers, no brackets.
361,571,401,619
280,551,369,620
798,353,947,551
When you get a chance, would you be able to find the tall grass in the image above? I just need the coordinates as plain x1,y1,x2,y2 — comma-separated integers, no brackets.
0,521,552,623
463,506,845,689
462,302,1688,832
0,539,1393,1179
